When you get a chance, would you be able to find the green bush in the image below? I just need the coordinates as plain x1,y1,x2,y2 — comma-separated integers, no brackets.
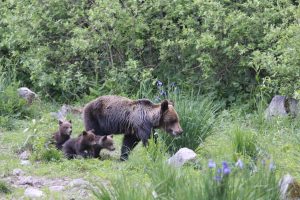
1,0,299,102
0,181,11,194
0,81,40,130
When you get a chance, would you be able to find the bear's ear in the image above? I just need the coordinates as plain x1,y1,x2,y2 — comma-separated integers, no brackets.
169,100,174,106
103,135,107,141
69,120,72,124
90,129,95,133
161,100,169,113
59,120,63,125
110,134,113,138
82,131,87,136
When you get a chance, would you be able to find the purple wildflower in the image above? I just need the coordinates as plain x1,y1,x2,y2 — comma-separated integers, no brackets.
156,80,163,87
235,159,243,169
214,175,222,182
170,82,176,87
269,161,276,171
214,168,222,182
222,161,231,175
159,90,167,97
208,159,216,168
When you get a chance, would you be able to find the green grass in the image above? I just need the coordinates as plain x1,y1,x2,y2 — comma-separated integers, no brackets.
0,96,300,199
0,181,11,194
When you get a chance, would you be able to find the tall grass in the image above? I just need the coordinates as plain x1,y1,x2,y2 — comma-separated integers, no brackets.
231,127,257,160
92,151,280,200
161,93,221,153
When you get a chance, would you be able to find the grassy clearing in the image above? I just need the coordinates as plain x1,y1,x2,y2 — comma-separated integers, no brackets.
0,95,300,199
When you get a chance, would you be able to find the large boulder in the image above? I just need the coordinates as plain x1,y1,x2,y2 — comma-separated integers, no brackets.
265,95,299,119
17,87,37,104
167,148,197,167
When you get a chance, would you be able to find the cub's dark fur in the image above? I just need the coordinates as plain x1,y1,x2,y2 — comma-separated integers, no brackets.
62,130,96,159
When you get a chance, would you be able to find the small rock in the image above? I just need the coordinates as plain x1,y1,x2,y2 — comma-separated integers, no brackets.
17,87,37,104
51,104,83,120
20,160,31,166
18,176,34,186
167,147,197,167
12,168,24,176
279,174,300,200
49,185,65,192
69,178,90,188
19,151,30,160
24,187,44,198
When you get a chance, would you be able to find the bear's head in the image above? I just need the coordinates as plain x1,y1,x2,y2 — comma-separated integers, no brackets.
97,135,115,151
159,100,183,136
81,130,96,146
59,120,72,136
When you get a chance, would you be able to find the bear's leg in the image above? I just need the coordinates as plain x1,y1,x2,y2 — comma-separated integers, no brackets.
93,146,101,159
120,134,140,161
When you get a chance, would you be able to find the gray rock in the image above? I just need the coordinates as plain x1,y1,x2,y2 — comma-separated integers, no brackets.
49,185,65,192
20,160,31,166
12,168,24,176
17,87,37,104
167,147,197,167
19,151,30,160
279,174,300,200
24,187,44,198
69,178,90,188
265,95,300,119
51,104,83,120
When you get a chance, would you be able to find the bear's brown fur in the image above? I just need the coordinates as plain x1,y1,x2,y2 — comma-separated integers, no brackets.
83,95,183,160
62,130,96,159
52,120,72,150
91,135,115,158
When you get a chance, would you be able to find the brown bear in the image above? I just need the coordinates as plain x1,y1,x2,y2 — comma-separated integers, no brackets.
91,135,115,158
62,130,96,159
83,95,183,161
52,120,72,150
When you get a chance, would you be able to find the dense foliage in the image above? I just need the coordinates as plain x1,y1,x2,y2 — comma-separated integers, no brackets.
1,0,299,102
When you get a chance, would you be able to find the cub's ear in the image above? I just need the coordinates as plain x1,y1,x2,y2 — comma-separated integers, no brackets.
103,135,107,141
110,134,113,138
161,100,169,113
59,120,63,125
69,120,72,124
82,131,87,136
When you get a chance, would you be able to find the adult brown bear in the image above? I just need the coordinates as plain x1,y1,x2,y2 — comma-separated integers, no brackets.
83,95,183,160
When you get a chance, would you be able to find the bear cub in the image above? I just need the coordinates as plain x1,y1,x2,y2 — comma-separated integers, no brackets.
62,130,96,159
53,120,72,150
92,135,115,158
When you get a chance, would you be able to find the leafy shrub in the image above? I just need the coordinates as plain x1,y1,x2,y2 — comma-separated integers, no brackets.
0,81,40,130
21,118,63,162
1,0,299,102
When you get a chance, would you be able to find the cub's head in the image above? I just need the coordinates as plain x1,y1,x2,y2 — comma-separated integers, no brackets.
81,130,96,146
96,135,115,151
159,100,183,136
59,120,72,136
